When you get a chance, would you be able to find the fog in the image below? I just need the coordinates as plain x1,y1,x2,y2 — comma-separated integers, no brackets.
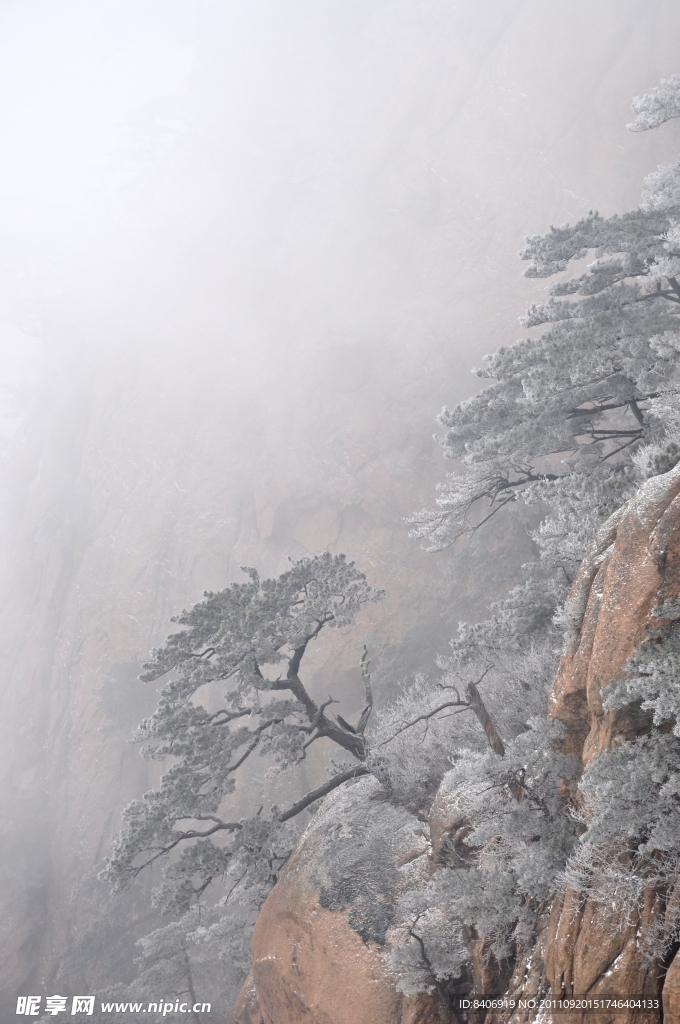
0,0,678,1013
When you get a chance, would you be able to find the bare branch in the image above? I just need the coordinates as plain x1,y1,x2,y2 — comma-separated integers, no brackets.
628,398,645,425
379,701,472,746
279,765,370,822
466,680,505,757
302,697,339,751
437,680,462,702
356,645,373,734
187,647,216,660
600,435,643,461
335,714,358,734
302,731,323,751
306,696,338,733
382,665,496,747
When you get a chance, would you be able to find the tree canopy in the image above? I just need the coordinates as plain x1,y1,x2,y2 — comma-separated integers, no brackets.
102,552,383,911
410,75,680,572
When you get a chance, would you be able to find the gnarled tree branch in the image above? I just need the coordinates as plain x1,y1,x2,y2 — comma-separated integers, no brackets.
279,764,370,822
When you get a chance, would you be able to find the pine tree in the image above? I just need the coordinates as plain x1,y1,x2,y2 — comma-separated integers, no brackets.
410,76,680,655
102,553,382,913
383,75,680,996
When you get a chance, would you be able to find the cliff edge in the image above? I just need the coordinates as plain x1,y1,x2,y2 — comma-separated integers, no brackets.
237,462,680,1024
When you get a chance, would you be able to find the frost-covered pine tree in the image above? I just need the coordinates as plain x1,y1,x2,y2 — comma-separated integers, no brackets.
87,906,250,1024
101,548,554,1016
102,553,383,919
385,717,579,995
411,74,680,657
382,75,680,998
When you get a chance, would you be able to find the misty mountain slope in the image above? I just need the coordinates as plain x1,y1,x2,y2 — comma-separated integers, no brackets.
0,0,678,1012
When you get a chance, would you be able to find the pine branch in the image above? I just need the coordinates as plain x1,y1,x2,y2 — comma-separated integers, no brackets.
129,820,243,878
279,765,370,822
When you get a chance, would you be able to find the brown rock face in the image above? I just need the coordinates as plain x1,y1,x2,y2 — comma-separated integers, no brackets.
537,463,680,1024
233,973,265,1024
238,464,680,1024
551,468,680,766
236,777,444,1024
663,953,680,1024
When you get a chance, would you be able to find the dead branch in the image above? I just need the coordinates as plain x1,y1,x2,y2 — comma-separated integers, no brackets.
466,681,505,756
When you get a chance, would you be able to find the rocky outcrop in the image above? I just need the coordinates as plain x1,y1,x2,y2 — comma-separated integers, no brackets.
233,973,265,1024
240,462,680,1024
551,467,680,766
539,464,680,1024
235,776,444,1024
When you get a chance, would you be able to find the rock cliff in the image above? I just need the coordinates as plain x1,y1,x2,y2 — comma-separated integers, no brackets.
241,777,444,1024
238,463,680,1024
536,463,680,1024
